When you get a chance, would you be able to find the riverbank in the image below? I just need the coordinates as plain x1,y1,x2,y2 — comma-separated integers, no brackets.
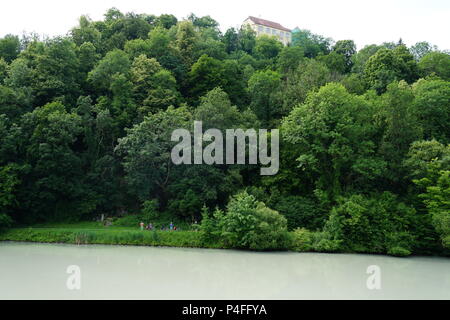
0,225,221,249
1,223,448,257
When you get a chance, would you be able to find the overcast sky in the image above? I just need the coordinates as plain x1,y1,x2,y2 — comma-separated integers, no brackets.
1,0,449,50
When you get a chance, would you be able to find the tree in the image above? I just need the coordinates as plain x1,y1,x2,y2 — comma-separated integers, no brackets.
115,106,192,206
16,102,97,222
87,49,131,92
291,29,332,58
0,164,20,227
186,54,225,103
223,28,239,53
332,40,356,72
176,21,198,66
32,38,81,106
237,25,256,54
155,14,178,29
0,35,20,63
124,39,151,60
0,58,7,84
324,192,416,255
254,35,283,60
373,81,422,191
247,70,281,125
277,46,304,74
147,27,186,82
351,44,382,74
281,58,332,112
414,149,450,250
412,79,450,143
317,51,347,74
418,52,450,80
194,87,257,130
282,83,383,198
410,41,437,61
71,15,101,47
364,46,419,93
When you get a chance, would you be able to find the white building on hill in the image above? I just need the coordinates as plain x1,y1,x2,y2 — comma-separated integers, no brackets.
242,16,292,45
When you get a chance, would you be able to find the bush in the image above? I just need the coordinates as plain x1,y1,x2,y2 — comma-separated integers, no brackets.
311,232,342,252
203,191,290,250
387,246,411,257
141,199,159,221
290,228,313,252
323,192,415,254
113,215,141,227
385,232,414,256
199,206,222,245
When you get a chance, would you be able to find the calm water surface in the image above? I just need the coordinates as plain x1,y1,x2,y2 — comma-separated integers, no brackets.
0,241,448,299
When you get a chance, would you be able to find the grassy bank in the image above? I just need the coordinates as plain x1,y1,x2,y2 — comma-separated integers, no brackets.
0,223,223,249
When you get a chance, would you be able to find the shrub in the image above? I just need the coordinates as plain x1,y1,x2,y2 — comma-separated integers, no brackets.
113,215,141,227
208,191,290,250
385,231,414,256
141,199,159,221
311,232,342,252
290,228,313,252
323,192,415,255
387,246,411,257
199,206,222,245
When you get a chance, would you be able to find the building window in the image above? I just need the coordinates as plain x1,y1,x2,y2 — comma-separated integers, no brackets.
258,26,263,32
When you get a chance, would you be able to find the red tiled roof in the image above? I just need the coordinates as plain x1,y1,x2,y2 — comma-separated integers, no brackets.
247,16,291,32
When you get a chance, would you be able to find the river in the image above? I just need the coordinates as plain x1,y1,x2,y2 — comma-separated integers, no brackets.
0,241,448,299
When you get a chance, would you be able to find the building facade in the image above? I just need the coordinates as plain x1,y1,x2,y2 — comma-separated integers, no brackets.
242,16,292,46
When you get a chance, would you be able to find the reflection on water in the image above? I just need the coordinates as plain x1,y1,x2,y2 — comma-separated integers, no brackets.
0,241,449,299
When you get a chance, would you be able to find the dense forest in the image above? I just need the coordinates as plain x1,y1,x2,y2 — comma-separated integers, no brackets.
0,8,449,255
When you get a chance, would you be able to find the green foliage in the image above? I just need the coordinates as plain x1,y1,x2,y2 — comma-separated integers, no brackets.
281,58,332,111
332,40,356,72
247,69,281,124
364,46,419,93
0,9,449,256
290,228,313,252
291,29,331,58
324,192,415,255
203,191,289,250
317,51,347,74
418,52,450,80
282,83,383,197
0,213,13,230
277,46,304,74
141,199,159,221
187,54,226,103
115,106,192,203
410,42,437,61
268,194,327,231
0,227,205,248
88,49,131,92
254,35,283,59
0,35,20,63
113,215,141,227
416,168,450,249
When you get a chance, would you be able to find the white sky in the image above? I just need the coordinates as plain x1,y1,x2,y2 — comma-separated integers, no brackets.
0,0,449,50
